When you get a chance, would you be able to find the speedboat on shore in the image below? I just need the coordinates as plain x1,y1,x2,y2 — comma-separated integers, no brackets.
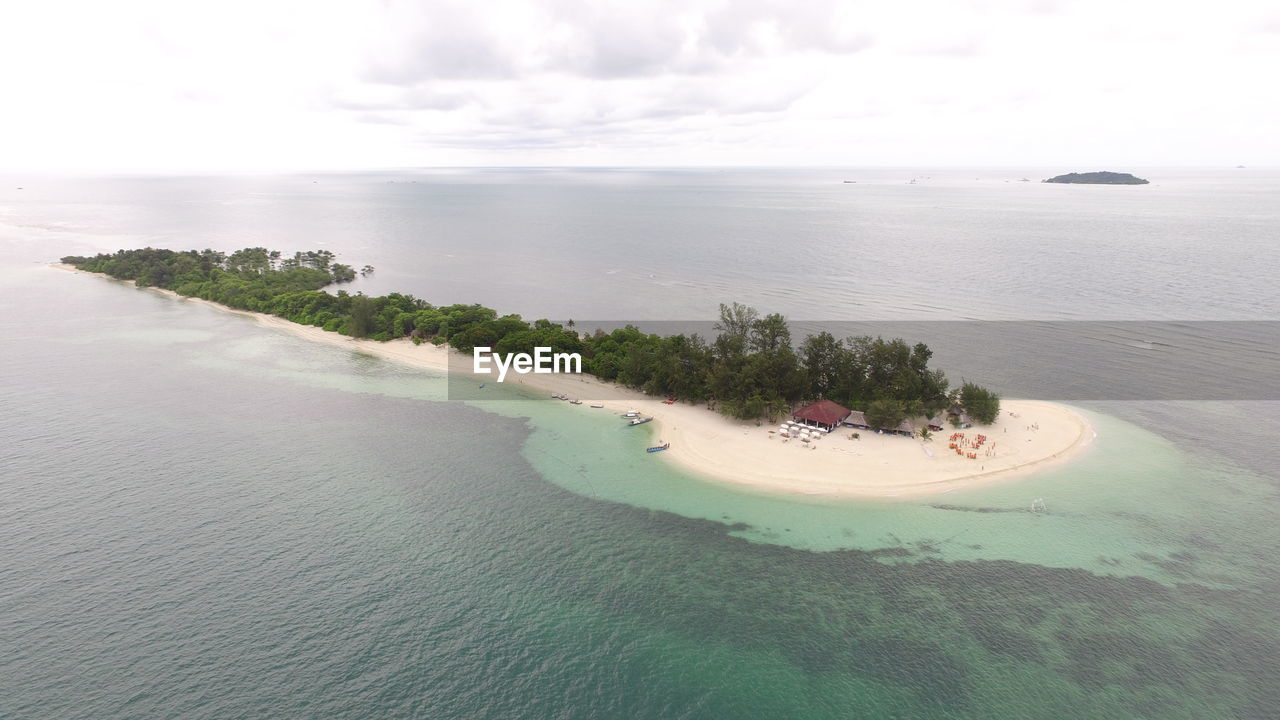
646,443,670,453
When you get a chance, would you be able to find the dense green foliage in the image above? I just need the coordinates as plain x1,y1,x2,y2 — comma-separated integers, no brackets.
1043,171,1149,185
959,382,1001,424
865,398,909,430
64,248,359,319
64,248,1001,428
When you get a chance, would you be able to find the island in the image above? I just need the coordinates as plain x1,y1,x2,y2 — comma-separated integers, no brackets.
1043,171,1149,185
56,247,1092,498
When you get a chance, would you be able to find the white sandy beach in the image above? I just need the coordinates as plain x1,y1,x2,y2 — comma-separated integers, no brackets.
58,264,1095,498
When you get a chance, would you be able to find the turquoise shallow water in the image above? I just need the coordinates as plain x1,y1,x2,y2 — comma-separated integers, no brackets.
3,171,1280,718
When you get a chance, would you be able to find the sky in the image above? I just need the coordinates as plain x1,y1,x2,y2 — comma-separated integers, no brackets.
0,0,1276,171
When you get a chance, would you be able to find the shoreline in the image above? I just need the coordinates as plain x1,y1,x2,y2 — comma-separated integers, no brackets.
56,263,1095,499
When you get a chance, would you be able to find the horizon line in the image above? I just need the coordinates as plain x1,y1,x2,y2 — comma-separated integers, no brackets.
2,163,1271,177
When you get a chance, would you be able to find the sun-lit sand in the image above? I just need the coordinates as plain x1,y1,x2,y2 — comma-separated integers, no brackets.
58,264,1095,498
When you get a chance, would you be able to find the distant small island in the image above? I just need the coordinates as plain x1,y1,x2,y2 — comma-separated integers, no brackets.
1043,171,1149,185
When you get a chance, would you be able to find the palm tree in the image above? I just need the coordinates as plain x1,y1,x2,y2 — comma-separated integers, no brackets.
764,395,790,424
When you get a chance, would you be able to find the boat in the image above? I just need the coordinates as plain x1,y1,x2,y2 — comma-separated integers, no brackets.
646,443,670,453
570,399,582,405
621,411,640,418
628,417,654,426
590,403,604,408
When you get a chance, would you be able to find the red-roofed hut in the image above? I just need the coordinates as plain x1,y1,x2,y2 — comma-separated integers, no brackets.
792,399,851,431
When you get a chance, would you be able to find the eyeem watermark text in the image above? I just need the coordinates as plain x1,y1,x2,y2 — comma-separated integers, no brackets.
472,347,582,382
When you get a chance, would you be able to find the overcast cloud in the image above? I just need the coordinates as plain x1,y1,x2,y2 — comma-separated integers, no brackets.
0,0,1275,170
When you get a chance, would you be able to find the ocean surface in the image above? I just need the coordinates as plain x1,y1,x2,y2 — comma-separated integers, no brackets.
2,168,1279,719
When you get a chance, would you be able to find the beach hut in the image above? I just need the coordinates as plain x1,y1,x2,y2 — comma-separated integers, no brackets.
891,419,916,437
842,410,871,430
792,399,852,432
927,414,946,432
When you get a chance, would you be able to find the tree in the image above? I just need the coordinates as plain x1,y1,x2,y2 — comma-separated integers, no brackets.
331,264,357,282
715,302,758,340
748,313,790,353
959,382,1001,424
66,255,989,432
865,398,907,430
800,331,844,399
348,294,377,338
763,394,790,423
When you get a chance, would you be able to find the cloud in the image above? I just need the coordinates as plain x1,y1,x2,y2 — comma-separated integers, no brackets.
361,2,521,82
903,37,983,57
353,65,816,161
2,0,1277,169
698,0,873,57
335,87,476,112
340,0,867,152
351,112,413,126
360,0,872,85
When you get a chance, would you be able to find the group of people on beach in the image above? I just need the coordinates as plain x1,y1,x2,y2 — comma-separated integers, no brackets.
949,432,996,460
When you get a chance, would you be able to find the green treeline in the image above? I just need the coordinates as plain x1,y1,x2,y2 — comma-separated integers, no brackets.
63,248,1001,427
62,247,362,316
